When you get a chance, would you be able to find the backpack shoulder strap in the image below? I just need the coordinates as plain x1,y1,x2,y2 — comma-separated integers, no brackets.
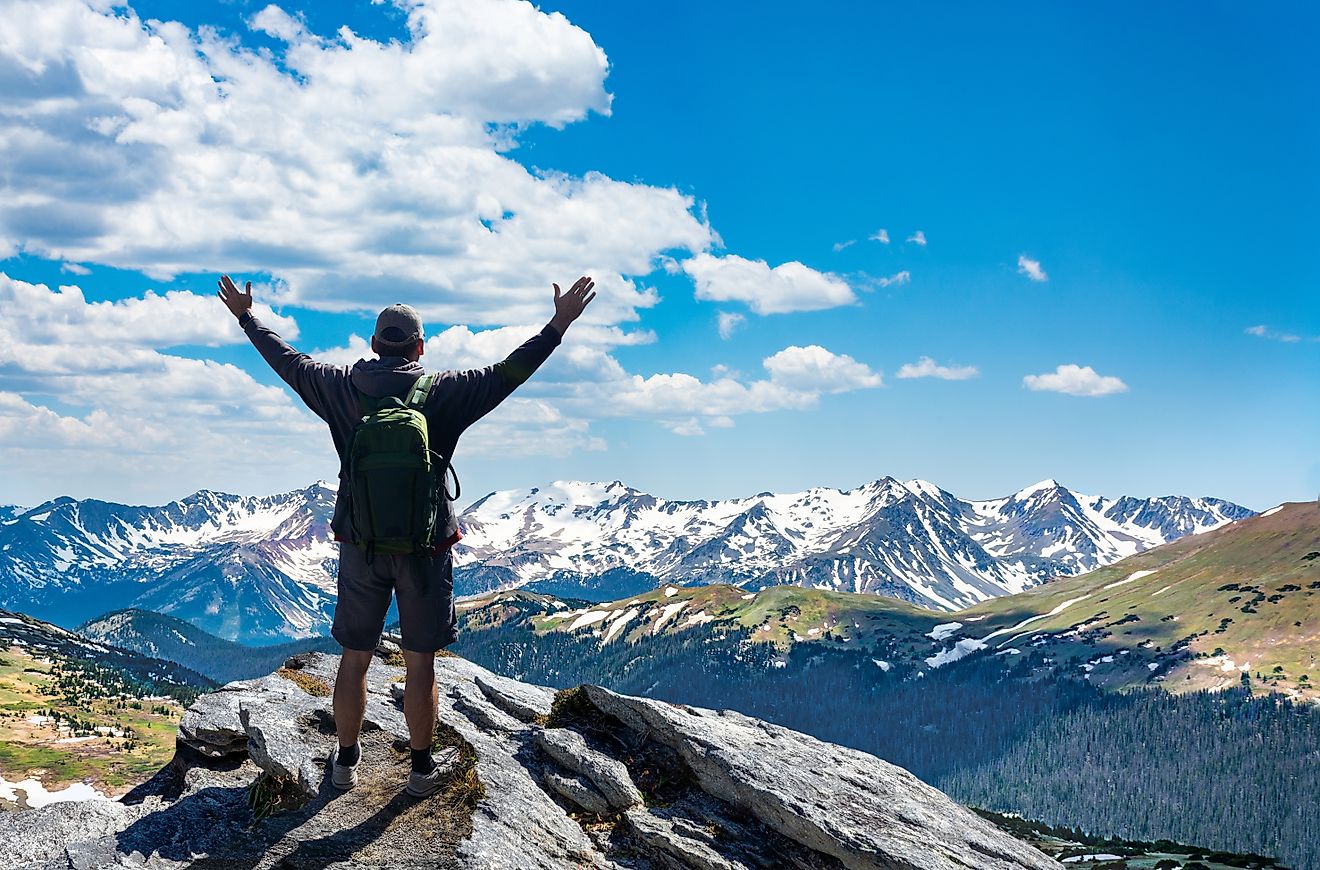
405,373,436,411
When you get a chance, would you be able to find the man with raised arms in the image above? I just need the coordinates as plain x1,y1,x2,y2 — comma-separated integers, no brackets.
217,274,595,796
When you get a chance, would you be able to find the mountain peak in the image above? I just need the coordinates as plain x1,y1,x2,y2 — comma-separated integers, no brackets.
1015,478,1065,497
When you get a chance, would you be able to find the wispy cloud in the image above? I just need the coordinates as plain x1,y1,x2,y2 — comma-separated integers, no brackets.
1017,255,1048,282
1023,364,1127,397
1245,325,1314,343
60,263,91,276
871,270,911,289
896,357,979,380
0,273,325,501
906,230,927,246
661,418,706,437
832,239,856,252
717,311,745,340
869,229,890,244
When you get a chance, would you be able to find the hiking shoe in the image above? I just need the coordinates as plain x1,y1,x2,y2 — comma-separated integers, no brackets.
329,745,359,790
405,747,461,798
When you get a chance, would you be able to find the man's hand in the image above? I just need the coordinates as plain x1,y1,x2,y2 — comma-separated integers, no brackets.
216,274,253,321
549,275,596,336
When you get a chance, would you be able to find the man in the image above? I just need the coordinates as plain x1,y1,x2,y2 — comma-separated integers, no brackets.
217,274,595,797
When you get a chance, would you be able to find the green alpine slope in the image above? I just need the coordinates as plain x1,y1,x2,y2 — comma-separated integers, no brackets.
457,501,1319,700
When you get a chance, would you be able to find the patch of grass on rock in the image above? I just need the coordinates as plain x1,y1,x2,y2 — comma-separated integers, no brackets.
433,721,486,813
276,667,331,697
246,771,307,821
543,686,596,728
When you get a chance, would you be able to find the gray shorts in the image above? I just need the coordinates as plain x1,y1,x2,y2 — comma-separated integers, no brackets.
332,543,457,653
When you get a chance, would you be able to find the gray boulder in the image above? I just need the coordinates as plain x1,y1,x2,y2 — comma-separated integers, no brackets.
451,679,529,734
177,676,263,756
473,671,555,722
533,726,644,811
542,769,612,817
583,684,1058,870
0,800,140,868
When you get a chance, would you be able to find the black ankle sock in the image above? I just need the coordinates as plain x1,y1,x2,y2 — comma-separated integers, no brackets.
337,742,360,767
411,748,435,774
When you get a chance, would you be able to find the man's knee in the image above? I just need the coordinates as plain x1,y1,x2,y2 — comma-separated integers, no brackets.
402,649,435,678
338,647,374,677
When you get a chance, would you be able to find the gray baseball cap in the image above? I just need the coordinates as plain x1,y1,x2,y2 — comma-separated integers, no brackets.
373,303,424,347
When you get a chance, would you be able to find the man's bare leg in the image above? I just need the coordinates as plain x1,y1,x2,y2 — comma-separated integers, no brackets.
333,648,374,750
402,649,438,752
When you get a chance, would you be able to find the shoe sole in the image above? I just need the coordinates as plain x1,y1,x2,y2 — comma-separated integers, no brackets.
404,778,442,799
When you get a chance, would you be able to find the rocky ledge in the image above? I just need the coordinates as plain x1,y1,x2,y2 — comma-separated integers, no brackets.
0,650,1060,870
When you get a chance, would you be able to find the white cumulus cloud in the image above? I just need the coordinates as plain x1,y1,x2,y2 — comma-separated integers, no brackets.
906,230,927,246
0,1,895,497
0,273,298,348
761,345,882,393
1023,364,1127,397
1017,255,1048,282
896,357,979,380
869,229,890,244
0,0,715,326
683,253,856,315
0,277,329,502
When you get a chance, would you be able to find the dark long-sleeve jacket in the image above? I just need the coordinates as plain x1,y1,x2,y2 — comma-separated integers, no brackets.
240,312,561,544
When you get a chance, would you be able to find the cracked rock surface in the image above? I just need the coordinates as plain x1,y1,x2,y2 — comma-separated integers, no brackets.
0,652,1059,870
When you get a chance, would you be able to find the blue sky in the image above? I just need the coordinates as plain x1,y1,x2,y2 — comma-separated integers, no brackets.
0,0,1315,510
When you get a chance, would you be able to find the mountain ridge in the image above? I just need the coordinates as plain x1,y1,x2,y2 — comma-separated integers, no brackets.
0,478,1253,644
77,608,339,684
454,476,1251,607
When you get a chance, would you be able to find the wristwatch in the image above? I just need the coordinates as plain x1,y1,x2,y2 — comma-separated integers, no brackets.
238,310,254,327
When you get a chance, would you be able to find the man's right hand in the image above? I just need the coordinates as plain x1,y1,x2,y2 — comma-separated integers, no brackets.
217,274,254,320
549,275,596,336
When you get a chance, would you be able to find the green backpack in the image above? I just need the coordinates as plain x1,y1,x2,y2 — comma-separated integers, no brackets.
346,374,459,557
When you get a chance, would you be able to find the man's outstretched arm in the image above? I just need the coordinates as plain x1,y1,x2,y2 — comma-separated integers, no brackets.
445,276,596,430
217,274,342,420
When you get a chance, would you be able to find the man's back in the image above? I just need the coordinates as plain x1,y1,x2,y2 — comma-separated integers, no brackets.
235,314,562,544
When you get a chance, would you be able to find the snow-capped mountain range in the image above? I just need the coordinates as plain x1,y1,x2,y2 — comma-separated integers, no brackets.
0,479,1252,643
0,485,339,644
454,479,1252,608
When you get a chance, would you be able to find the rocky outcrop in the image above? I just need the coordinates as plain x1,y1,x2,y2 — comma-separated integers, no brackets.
0,651,1060,870
584,684,1053,870
533,727,644,812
